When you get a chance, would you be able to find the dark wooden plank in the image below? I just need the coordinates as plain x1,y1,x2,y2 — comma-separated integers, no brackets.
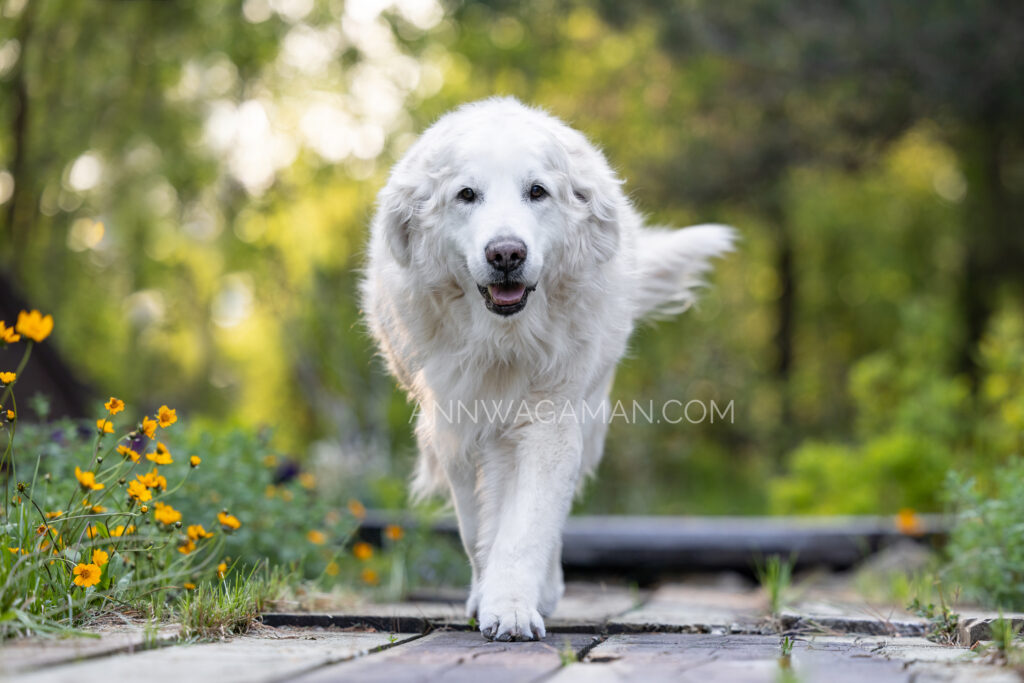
356,513,946,574
291,630,600,683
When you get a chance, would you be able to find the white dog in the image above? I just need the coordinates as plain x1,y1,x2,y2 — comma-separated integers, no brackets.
362,98,734,641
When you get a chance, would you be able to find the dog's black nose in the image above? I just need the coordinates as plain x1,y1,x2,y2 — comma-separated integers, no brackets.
485,238,527,274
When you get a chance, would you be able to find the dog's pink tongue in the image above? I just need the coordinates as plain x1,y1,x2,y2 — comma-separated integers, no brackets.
488,283,526,306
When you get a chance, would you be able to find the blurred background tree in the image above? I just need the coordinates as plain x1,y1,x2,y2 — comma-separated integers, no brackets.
1,0,1021,515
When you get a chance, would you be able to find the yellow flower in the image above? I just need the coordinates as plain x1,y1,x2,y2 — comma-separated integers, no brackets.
896,508,924,536
110,524,135,537
91,504,106,514
5,409,14,421
0,372,15,384
36,523,50,536
299,472,315,490
347,499,367,520
104,397,125,415
325,561,339,577
96,418,114,434
353,542,373,561
307,530,327,545
16,310,53,343
141,416,157,438
72,563,102,588
177,539,196,555
217,561,228,579
0,321,20,344
187,524,214,541
190,455,201,467
217,511,241,530
140,504,149,513
137,468,167,491
91,549,109,566
117,445,140,463
86,525,98,539
75,467,105,491
45,510,64,519
385,525,404,542
127,479,152,502
153,501,182,526
183,582,197,590
157,405,177,428
361,568,379,585
146,442,173,465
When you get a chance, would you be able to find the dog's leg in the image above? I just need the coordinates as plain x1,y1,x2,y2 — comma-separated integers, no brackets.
443,459,485,619
476,417,582,641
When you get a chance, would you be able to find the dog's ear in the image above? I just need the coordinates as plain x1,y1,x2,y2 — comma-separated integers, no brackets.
375,175,417,268
564,137,623,264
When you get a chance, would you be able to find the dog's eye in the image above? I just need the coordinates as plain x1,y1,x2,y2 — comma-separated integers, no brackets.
457,187,477,203
529,184,547,200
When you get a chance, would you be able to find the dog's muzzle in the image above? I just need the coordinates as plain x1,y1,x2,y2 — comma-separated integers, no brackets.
479,237,533,316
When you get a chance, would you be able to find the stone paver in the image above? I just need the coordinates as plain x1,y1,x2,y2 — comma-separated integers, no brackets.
0,624,180,676
292,630,600,683
8,628,415,683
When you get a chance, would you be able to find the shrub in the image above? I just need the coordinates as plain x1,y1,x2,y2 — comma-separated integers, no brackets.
943,458,1024,610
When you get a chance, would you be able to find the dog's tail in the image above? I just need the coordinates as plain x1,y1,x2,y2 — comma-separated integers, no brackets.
632,224,737,320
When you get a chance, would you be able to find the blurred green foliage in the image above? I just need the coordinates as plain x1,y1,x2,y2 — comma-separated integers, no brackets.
1,0,1022,515
944,458,1024,610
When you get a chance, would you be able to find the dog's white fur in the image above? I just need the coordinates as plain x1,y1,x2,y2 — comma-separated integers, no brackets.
362,98,734,641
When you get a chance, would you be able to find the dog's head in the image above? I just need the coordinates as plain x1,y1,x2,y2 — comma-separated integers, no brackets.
375,98,624,318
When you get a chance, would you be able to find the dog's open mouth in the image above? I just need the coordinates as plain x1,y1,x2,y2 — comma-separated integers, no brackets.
478,282,534,316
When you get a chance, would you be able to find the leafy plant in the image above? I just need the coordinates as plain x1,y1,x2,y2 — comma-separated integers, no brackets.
944,458,1024,610
909,589,960,645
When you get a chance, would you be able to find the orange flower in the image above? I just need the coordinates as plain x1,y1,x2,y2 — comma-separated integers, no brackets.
0,371,15,384
217,561,228,579
91,549,109,566
177,539,196,554
146,442,173,465
104,397,125,415
190,455,201,467
153,501,182,526
217,511,241,530
127,479,152,502
16,310,53,343
896,508,924,536
184,582,197,590
347,499,367,520
0,320,20,344
117,444,141,463
137,468,167,491
306,530,327,545
361,568,379,585
72,563,102,588
75,467,105,491
187,524,214,541
353,542,373,561
157,405,177,428
96,418,114,434
141,416,157,439
385,525,404,542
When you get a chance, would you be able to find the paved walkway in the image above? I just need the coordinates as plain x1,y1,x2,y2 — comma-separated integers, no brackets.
4,582,1022,682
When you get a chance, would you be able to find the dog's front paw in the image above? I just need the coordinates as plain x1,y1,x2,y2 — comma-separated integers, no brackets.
478,599,546,641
